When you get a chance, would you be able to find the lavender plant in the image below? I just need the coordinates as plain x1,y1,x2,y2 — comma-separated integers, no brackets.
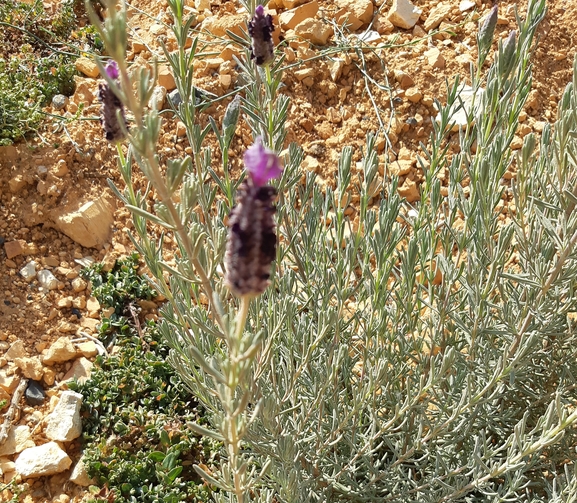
89,0,577,501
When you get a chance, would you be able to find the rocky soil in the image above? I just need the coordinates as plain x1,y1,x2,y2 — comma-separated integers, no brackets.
0,0,576,501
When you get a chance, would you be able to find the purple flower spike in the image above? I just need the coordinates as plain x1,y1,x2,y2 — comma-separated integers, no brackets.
244,138,282,187
248,4,275,66
105,60,120,80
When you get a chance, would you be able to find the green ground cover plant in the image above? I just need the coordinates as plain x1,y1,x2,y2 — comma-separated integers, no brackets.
87,0,577,501
0,0,99,145
74,254,216,502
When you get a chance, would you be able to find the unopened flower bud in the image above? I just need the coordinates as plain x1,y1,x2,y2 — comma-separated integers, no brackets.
98,60,127,143
478,5,498,51
248,5,275,67
225,139,282,297
500,30,517,75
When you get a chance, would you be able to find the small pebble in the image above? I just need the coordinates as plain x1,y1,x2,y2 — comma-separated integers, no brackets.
25,380,46,406
38,270,59,290
20,261,38,282
52,94,68,110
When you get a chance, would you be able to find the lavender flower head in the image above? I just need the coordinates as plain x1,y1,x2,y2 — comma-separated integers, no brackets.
248,4,275,66
98,59,127,143
225,139,283,297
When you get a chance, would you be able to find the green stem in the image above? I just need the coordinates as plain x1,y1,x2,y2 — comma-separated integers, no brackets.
265,64,274,150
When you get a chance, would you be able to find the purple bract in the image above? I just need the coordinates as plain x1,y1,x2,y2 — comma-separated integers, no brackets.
244,138,283,187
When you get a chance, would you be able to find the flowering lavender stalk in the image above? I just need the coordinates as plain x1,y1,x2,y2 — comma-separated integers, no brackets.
98,60,127,143
225,138,282,296
248,5,275,67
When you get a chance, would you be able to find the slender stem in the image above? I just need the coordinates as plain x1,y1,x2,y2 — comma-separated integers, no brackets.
265,64,274,150
223,294,251,502
235,295,251,342
137,141,226,334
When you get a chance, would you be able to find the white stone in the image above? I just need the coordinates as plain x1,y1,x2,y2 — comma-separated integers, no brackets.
195,0,210,10
69,457,94,486
20,261,37,281
0,426,35,456
356,30,382,43
38,270,59,290
45,390,83,442
149,85,167,111
459,0,475,12
15,442,72,477
435,84,485,130
388,0,422,30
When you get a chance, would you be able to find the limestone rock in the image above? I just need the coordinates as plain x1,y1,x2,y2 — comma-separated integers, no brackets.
71,277,87,293
45,390,83,442
43,337,77,365
0,366,20,394
294,18,333,45
282,0,307,7
425,47,445,68
0,426,35,456
424,3,452,32
375,16,395,35
149,85,167,111
329,58,345,82
335,7,363,31
279,1,318,30
70,457,94,486
459,0,475,11
62,357,93,385
405,87,422,103
5,340,27,361
8,176,28,194
335,0,373,26
15,442,72,477
394,69,415,89
37,270,59,291
72,77,95,106
388,0,421,29
202,14,246,38
398,178,420,202
75,57,99,78
389,159,413,176
0,457,15,478
20,260,38,281
14,357,44,381
76,341,98,358
157,66,176,91
52,195,115,248
4,240,25,259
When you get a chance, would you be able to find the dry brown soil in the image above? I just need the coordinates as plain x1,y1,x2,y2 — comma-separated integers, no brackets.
0,0,576,501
